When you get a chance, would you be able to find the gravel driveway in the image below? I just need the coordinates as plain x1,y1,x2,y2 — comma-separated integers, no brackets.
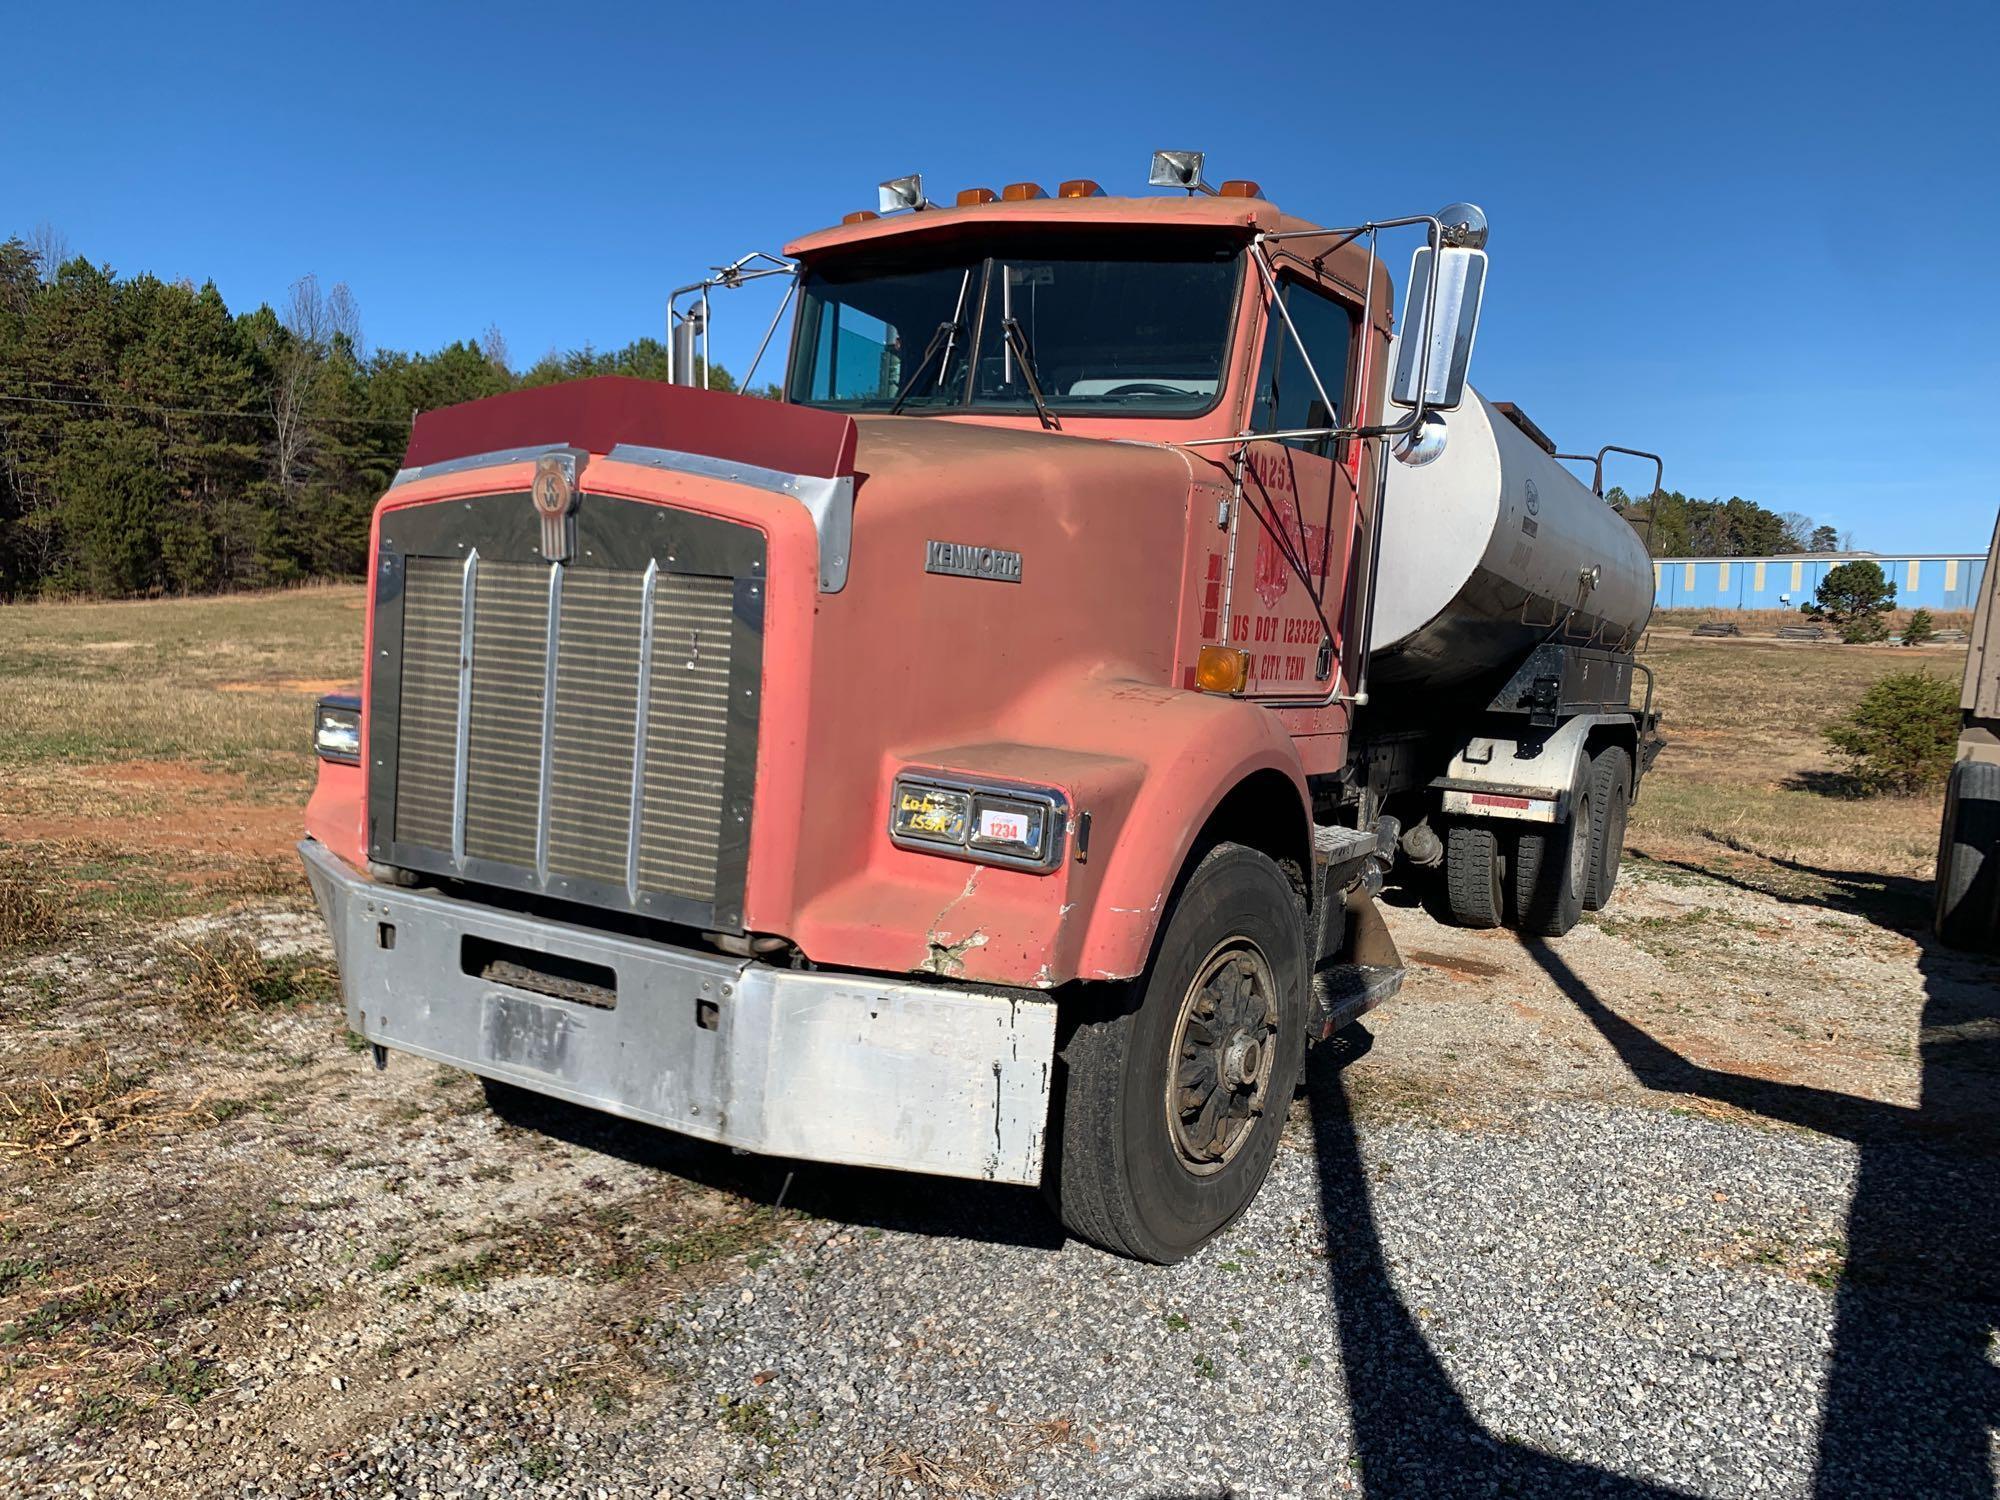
6,863,1997,1498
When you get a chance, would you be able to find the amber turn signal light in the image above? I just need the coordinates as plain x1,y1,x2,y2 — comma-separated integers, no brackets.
1195,646,1250,694
956,186,998,206
1001,181,1045,201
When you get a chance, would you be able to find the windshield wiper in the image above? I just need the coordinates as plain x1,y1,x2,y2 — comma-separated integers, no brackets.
1001,317,1060,431
887,318,961,415
887,268,974,416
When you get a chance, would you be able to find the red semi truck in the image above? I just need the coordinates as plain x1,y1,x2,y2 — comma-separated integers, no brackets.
302,156,1661,1261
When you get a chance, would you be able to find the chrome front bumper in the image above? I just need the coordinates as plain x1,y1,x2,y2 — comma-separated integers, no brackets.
299,840,1056,1185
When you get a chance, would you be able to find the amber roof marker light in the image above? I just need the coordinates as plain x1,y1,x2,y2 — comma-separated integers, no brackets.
1218,179,1263,199
1001,182,1046,202
956,187,999,206
1149,149,1218,196
1058,179,1103,199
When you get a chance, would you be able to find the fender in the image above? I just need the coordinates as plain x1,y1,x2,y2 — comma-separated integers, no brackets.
1434,713,1639,824
1064,680,1310,982
798,671,1310,988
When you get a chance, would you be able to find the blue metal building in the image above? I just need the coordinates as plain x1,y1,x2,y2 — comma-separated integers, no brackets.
1652,553,1989,612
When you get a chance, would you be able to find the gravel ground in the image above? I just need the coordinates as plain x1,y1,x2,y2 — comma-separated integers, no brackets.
5,864,1998,1498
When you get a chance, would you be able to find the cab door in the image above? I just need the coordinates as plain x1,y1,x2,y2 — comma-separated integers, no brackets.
1228,275,1362,699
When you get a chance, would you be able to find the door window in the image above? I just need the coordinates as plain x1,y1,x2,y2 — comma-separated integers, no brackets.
1248,279,1357,452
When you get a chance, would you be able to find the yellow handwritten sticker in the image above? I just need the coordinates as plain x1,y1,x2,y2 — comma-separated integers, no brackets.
895,787,968,841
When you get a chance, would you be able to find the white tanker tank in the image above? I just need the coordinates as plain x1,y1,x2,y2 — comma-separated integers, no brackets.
1368,387,1654,691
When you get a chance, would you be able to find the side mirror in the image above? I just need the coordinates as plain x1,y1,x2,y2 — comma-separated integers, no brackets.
1389,244,1487,413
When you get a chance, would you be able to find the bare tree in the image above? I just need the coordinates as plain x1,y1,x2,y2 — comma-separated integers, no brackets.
26,222,70,283
326,280,362,357
269,274,360,507
481,323,511,376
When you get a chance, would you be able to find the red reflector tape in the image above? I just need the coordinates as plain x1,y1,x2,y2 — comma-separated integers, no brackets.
1469,794,1534,809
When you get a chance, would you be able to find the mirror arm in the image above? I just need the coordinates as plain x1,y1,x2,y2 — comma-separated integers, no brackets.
739,274,801,394
667,251,798,386
1260,213,1448,427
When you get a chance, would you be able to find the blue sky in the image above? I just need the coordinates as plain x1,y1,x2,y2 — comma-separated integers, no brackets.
7,0,1997,551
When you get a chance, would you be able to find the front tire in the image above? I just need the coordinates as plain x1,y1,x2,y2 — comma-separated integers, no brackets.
1049,844,1308,1263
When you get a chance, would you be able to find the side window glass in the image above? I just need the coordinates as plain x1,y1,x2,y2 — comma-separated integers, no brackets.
1250,280,1356,452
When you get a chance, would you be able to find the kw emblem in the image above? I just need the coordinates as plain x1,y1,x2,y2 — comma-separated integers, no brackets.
532,451,583,563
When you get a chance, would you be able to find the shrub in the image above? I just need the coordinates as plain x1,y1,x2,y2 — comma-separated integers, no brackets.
1901,607,1936,646
1838,613,1890,644
1821,671,1961,795
1804,560,1896,643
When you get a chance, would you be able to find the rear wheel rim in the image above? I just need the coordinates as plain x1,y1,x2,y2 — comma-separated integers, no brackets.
1165,939,1279,1176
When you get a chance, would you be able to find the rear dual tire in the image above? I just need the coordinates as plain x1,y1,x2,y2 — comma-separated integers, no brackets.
1441,745,1632,938
1443,824,1506,929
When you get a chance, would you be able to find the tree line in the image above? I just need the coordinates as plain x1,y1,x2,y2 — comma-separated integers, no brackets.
0,237,763,600
1607,486,1842,559
1,233,1848,598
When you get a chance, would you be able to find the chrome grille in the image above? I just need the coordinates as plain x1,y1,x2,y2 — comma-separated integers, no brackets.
638,575,736,899
374,493,762,928
462,560,551,871
545,567,644,886
392,557,465,850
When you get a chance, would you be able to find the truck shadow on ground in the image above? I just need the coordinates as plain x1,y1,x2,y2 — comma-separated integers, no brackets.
478,1080,1064,1250
1294,1028,1683,1498
1520,906,2000,1498
1628,845,1932,929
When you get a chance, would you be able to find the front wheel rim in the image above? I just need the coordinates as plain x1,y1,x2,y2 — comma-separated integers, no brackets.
1165,939,1280,1176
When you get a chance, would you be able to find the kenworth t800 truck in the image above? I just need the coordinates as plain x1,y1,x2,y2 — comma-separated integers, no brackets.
302,155,1661,1261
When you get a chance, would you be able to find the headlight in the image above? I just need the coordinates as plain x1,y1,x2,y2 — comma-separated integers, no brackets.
892,782,971,844
889,772,1066,872
314,695,362,765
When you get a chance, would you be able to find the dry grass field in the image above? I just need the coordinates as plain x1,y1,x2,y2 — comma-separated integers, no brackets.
1628,633,1965,915
0,586,364,948
0,586,1962,948
0,586,1965,984
1650,606,1973,636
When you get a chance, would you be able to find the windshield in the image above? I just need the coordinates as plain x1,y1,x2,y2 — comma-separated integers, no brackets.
787,234,1243,416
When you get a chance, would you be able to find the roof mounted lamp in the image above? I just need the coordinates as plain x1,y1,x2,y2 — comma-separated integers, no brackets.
877,174,934,213
1148,150,1218,196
